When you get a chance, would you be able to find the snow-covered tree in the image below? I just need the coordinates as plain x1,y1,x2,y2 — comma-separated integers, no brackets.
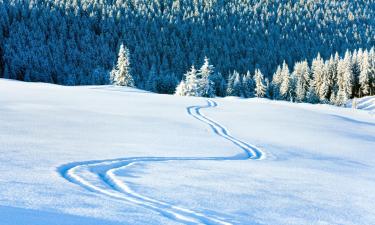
271,66,282,99
197,57,215,98
181,65,199,96
254,69,266,98
293,61,310,102
336,51,353,106
175,80,187,96
279,61,292,101
243,71,255,98
311,53,325,102
227,71,243,97
111,44,135,87
359,50,371,97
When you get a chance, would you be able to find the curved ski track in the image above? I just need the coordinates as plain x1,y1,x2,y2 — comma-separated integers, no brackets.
59,99,265,224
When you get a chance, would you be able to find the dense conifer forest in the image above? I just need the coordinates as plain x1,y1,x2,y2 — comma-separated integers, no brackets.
0,0,374,102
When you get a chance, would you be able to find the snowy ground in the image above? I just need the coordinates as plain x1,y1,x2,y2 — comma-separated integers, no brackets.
346,96,375,114
0,79,374,225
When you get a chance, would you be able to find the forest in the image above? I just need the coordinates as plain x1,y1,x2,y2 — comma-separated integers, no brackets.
1,0,375,102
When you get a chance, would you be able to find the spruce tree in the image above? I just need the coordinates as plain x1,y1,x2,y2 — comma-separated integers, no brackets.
294,61,310,102
184,65,199,96
111,44,135,87
359,50,371,97
311,53,325,102
271,66,283,100
197,57,215,98
280,61,292,101
336,51,353,106
254,69,266,98
243,71,255,98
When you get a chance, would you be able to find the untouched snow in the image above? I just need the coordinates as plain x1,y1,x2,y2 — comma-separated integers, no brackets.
0,79,374,225
346,96,375,113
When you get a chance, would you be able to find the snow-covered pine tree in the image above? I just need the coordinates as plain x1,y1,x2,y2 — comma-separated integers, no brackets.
352,49,363,97
306,83,320,104
226,72,235,96
326,55,338,103
293,61,310,102
271,65,282,100
311,53,325,102
243,71,255,98
197,57,215,98
359,50,371,97
369,47,375,95
319,61,330,103
233,71,244,97
183,65,199,96
336,51,353,106
175,80,187,96
254,69,266,98
280,61,292,101
227,71,243,97
111,44,135,87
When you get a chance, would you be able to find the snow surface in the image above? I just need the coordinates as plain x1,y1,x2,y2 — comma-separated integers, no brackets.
0,79,374,225
346,96,375,114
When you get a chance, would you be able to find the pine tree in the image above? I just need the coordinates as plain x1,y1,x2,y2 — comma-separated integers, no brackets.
243,71,255,98
336,51,353,106
184,65,199,96
352,49,362,97
254,69,266,98
293,61,310,102
369,47,375,95
319,61,330,103
197,57,215,97
233,71,244,97
111,44,135,87
175,80,187,96
227,71,243,97
271,65,283,100
226,72,235,96
359,50,371,97
280,61,292,101
311,53,325,102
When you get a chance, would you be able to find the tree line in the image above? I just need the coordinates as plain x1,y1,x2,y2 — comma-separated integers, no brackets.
113,43,375,105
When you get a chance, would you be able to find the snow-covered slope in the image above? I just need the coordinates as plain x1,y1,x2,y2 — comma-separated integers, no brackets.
0,79,374,225
346,96,375,113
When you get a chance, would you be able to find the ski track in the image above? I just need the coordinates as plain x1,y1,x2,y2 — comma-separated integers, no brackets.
58,99,265,225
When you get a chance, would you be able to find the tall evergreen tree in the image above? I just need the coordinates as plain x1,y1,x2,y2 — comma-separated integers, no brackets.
311,53,325,102
293,61,310,102
336,51,353,106
271,66,283,100
254,69,266,98
197,57,215,98
111,44,135,87
243,71,255,98
359,50,371,97
280,61,292,101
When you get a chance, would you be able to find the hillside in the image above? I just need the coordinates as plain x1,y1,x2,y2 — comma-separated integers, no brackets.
0,79,374,225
